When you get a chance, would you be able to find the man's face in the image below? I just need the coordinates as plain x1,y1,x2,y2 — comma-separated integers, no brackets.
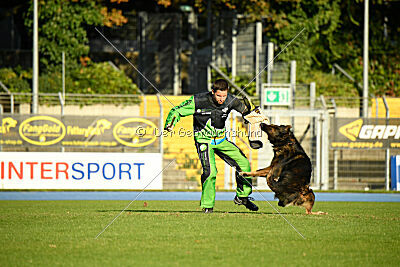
212,90,228,105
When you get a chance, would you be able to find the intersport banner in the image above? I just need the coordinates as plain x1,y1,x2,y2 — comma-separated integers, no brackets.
0,152,162,189
331,118,400,149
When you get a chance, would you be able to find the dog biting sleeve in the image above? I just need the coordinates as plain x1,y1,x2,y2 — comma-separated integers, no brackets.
243,107,270,149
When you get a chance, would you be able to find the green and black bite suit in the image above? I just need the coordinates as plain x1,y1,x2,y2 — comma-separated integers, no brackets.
164,92,252,208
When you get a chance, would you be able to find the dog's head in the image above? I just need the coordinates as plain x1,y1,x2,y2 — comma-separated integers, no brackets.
260,123,292,146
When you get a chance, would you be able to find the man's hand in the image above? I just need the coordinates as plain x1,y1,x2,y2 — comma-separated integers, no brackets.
164,124,174,132
164,116,176,132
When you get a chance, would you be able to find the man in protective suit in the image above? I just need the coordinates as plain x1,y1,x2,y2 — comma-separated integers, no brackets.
164,78,267,213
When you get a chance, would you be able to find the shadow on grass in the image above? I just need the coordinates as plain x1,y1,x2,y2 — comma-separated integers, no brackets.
96,209,295,215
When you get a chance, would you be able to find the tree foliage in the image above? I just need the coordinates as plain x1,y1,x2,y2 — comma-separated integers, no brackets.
334,0,400,96
14,0,400,97
156,0,399,97
23,0,128,72
0,62,141,100
24,0,101,71
0,68,31,93
15,0,140,100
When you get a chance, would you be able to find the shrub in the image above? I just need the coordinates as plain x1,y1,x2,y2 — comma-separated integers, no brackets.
0,68,31,93
0,62,141,105
298,70,359,98
69,62,141,96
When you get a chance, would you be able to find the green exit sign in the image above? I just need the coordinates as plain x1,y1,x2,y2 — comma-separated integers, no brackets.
263,87,291,106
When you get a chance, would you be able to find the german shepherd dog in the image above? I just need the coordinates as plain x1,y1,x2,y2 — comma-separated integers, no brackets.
241,123,325,214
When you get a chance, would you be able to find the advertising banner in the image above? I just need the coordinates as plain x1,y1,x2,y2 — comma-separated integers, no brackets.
390,156,400,191
0,115,161,150
0,152,162,189
331,118,400,149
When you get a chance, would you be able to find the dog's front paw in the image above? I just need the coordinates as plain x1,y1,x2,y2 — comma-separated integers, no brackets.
315,211,328,215
306,210,328,215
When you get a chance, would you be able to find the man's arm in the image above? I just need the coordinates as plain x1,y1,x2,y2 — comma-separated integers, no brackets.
164,96,195,131
231,95,269,150
231,95,253,115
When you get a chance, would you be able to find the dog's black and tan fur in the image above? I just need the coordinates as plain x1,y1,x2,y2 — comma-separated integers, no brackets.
241,123,321,214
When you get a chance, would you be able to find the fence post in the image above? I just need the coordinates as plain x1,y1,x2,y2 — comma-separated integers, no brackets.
58,92,64,116
267,42,274,84
207,64,212,91
62,51,65,101
382,96,390,191
310,82,316,185
331,97,338,190
333,150,338,190
255,21,262,96
290,60,296,128
157,94,163,155
32,0,39,115
58,92,65,152
10,93,14,114
232,14,238,79
310,82,316,109
173,14,182,95
321,110,330,190
315,110,321,189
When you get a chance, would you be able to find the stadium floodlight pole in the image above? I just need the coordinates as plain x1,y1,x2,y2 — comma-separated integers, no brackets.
95,159,176,239
62,51,65,102
237,170,306,239
362,0,369,118
94,27,175,108
32,0,39,114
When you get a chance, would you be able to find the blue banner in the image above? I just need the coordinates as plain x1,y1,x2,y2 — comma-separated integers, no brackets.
391,156,400,191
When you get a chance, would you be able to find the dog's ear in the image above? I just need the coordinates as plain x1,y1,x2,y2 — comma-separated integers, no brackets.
285,125,292,131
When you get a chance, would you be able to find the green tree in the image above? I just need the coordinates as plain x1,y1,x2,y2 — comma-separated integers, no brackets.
23,0,128,72
156,0,399,97
335,0,400,96
24,0,102,71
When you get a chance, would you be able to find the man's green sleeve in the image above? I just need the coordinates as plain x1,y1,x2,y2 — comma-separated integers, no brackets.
164,96,195,129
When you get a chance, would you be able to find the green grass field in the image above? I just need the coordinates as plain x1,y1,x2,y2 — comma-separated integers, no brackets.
1,200,399,266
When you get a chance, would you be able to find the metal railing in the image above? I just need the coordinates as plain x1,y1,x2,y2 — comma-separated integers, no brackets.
0,92,143,114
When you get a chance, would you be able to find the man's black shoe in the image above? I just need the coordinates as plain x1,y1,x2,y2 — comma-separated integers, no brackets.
234,196,259,211
203,208,213,213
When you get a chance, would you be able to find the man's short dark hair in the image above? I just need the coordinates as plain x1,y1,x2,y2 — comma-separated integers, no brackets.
212,79,229,91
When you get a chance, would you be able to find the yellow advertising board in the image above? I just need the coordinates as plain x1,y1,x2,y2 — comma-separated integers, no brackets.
371,98,400,118
0,115,161,149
